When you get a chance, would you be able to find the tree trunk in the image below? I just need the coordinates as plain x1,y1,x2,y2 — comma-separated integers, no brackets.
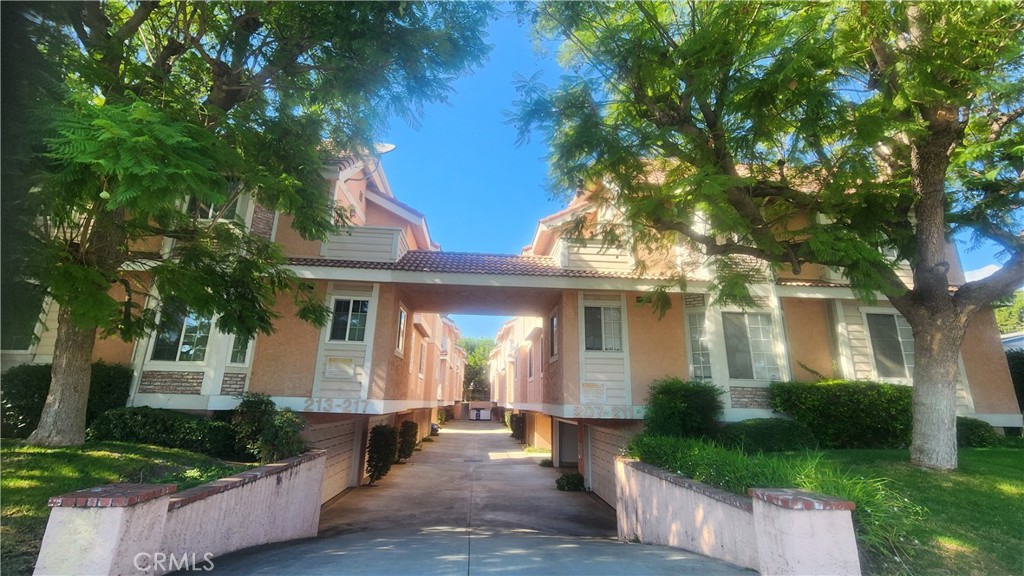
908,317,967,470
26,306,97,446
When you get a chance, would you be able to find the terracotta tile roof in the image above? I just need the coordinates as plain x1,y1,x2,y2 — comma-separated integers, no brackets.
289,250,663,279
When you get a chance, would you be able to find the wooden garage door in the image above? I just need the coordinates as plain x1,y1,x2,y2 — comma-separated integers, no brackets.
305,419,358,504
588,425,628,507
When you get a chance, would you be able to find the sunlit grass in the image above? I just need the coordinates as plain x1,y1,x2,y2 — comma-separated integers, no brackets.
801,448,1024,576
0,439,249,576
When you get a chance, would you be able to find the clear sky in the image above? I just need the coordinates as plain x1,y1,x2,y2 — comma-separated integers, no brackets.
379,13,1012,341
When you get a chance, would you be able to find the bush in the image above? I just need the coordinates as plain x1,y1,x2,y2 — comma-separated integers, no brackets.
366,423,398,485
770,380,913,448
231,393,305,463
643,377,724,438
398,420,418,461
88,407,241,459
556,472,585,491
539,458,553,467
1,362,132,438
717,418,818,453
508,413,525,441
957,417,999,447
627,433,924,557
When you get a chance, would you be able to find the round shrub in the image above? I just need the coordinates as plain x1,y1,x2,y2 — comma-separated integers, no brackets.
957,416,999,447
366,423,398,485
717,418,818,453
1,362,132,438
88,406,241,459
231,393,306,463
556,472,585,491
643,377,724,438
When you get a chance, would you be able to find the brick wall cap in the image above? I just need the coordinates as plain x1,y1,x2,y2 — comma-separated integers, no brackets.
749,487,856,511
49,483,177,508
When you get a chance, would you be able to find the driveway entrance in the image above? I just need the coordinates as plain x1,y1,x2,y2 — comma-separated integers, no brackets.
205,421,752,575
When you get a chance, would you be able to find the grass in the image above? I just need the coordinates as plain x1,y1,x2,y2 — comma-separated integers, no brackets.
800,448,1024,576
523,445,552,455
1,439,249,576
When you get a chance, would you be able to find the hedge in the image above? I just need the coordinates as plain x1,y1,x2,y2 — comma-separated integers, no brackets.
643,377,724,438
717,418,818,453
88,406,242,459
770,380,913,448
1,362,132,438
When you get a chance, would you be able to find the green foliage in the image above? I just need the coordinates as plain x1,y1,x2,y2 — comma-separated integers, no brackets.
366,424,398,485
508,413,526,441
994,292,1024,334
398,420,419,461
87,407,241,460
231,393,305,463
642,378,724,438
717,418,818,453
770,381,913,448
539,458,554,467
437,409,448,425
1,363,132,438
460,336,494,401
555,472,585,491
956,417,999,448
1007,349,1024,416
627,434,925,557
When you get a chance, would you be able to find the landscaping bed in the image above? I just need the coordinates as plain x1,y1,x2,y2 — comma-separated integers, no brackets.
0,440,249,576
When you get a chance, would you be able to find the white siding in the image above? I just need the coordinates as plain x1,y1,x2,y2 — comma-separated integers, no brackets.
320,226,404,262
582,356,628,404
565,241,634,272
587,425,632,506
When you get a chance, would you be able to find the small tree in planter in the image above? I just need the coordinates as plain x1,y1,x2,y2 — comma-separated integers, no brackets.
398,420,418,461
366,424,398,485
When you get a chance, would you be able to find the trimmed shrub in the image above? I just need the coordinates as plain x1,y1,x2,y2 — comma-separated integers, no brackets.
717,418,818,453
508,413,525,441
366,423,398,485
556,472,585,491
231,392,305,463
770,380,913,448
643,377,724,438
627,433,924,557
1,362,132,438
398,420,418,461
957,416,999,447
88,406,241,459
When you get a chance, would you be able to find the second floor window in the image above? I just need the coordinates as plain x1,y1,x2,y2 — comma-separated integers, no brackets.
687,312,713,380
722,312,779,380
584,305,622,351
866,313,914,379
189,195,238,221
329,299,369,342
151,303,211,362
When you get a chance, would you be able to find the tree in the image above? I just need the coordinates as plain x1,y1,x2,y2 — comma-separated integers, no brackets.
515,2,1023,470
8,2,491,446
460,336,494,401
995,291,1024,334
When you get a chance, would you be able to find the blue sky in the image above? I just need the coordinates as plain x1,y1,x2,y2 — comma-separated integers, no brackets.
379,14,1010,340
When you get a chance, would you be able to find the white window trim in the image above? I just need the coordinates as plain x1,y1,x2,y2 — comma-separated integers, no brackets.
860,307,914,384
395,305,408,357
717,307,784,384
528,343,535,381
418,341,427,378
548,309,559,363
581,302,625,354
146,305,214,365
685,308,713,381
226,334,253,367
326,296,371,344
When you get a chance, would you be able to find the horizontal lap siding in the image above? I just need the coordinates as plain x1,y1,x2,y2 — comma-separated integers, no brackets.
305,420,358,504
583,355,628,404
320,228,398,262
589,425,630,506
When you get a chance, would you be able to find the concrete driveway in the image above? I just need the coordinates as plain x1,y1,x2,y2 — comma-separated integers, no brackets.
205,420,753,575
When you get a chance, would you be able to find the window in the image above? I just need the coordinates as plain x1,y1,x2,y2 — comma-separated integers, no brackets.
188,195,238,221
396,307,408,353
528,345,534,379
151,303,212,362
722,312,779,380
418,341,427,377
329,298,369,342
687,312,713,380
228,336,251,365
866,313,914,379
584,305,622,351
549,312,559,359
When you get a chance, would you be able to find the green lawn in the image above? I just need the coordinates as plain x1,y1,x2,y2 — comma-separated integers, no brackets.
1,440,248,576
808,448,1024,576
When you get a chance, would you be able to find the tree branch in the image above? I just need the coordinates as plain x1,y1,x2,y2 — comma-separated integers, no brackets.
988,104,1024,143
954,251,1024,311
111,1,160,44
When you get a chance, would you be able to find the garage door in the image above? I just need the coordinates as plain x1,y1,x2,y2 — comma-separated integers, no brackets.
305,419,359,504
587,425,628,507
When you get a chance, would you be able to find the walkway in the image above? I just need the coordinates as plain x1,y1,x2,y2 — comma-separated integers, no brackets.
206,420,753,575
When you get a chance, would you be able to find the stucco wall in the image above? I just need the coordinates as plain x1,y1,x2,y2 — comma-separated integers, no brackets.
626,292,687,402
561,292,581,405
273,213,321,257
781,298,836,381
960,307,1020,415
375,284,403,400
248,284,324,397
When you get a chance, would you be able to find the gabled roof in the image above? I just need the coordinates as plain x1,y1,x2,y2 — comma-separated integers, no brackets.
289,251,666,279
